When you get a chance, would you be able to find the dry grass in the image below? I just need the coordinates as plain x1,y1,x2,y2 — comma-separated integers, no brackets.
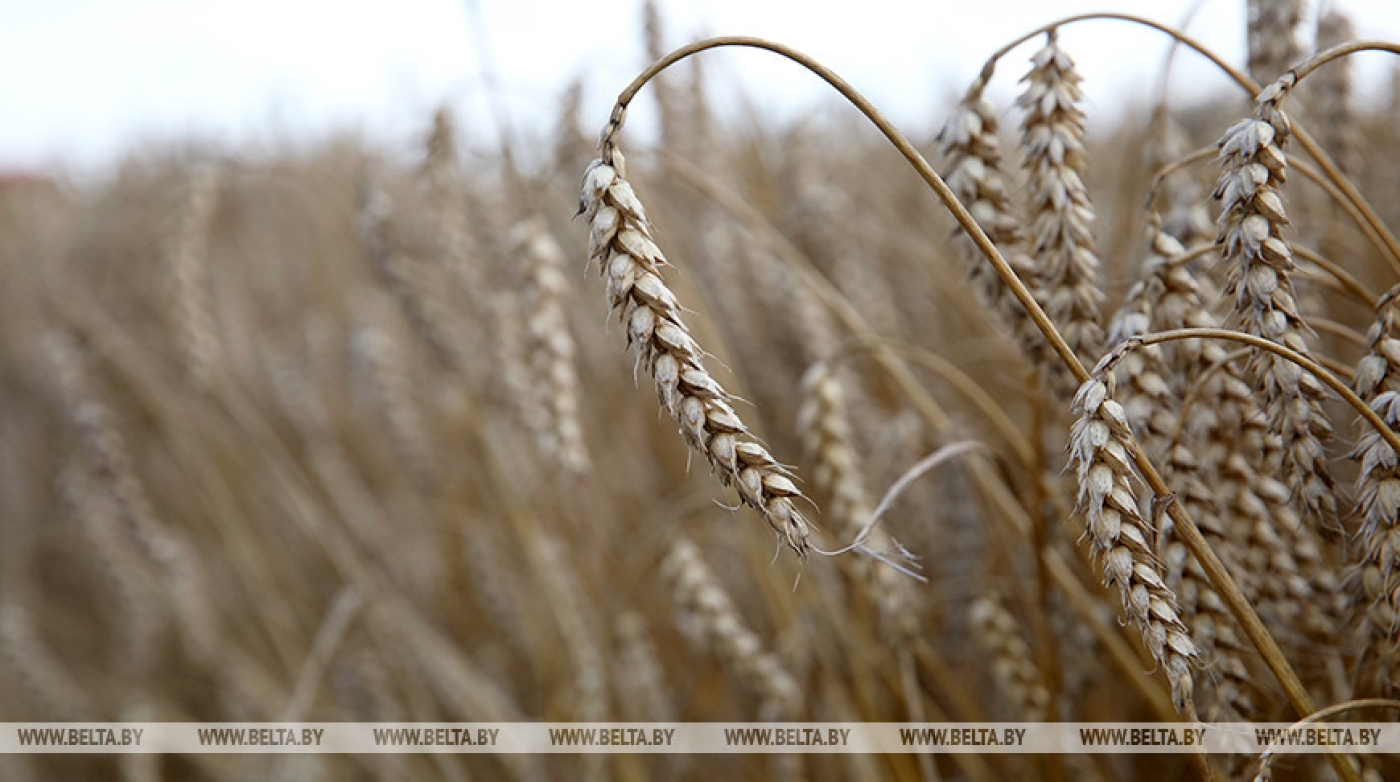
2,4,1400,781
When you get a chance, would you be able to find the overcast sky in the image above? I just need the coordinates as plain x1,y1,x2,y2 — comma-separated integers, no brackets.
3,0,1397,175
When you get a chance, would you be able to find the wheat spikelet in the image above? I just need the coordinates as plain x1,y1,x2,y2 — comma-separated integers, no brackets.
167,162,223,390
515,217,592,475
1215,76,1338,527
938,82,1049,364
1349,285,1400,670
663,538,803,719
1018,30,1104,375
969,593,1051,721
580,150,811,557
1069,375,1197,710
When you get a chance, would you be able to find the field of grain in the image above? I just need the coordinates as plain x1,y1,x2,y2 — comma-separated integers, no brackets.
2,2,1399,780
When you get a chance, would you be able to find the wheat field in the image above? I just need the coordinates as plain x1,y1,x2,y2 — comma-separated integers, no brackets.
2,2,1400,780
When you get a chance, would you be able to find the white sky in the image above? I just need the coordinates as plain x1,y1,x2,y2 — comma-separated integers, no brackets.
3,0,1398,175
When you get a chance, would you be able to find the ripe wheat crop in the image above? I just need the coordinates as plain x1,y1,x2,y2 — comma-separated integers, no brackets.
3,2,1400,780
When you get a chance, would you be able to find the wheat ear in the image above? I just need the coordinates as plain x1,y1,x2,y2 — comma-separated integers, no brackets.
1215,75,1338,527
937,80,1047,364
515,217,592,475
1350,285,1400,668
969,594,1052,721
167,163,223,390
1069,375,1197,710
797,360,915,637
1246,0,1304,84
580,149,811,557
1018,30,1104,376
1133,225,1258,718
663,538,802,719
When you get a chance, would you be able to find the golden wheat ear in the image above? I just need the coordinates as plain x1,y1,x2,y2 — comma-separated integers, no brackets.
1068,375,1197,712
580,150,812,559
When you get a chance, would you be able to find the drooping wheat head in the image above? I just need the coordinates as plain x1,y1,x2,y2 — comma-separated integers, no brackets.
580,149,812,558
1068,375,1197,711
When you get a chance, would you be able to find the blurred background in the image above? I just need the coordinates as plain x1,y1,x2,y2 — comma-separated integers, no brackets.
3,0,1397,176
2,1,1399,781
